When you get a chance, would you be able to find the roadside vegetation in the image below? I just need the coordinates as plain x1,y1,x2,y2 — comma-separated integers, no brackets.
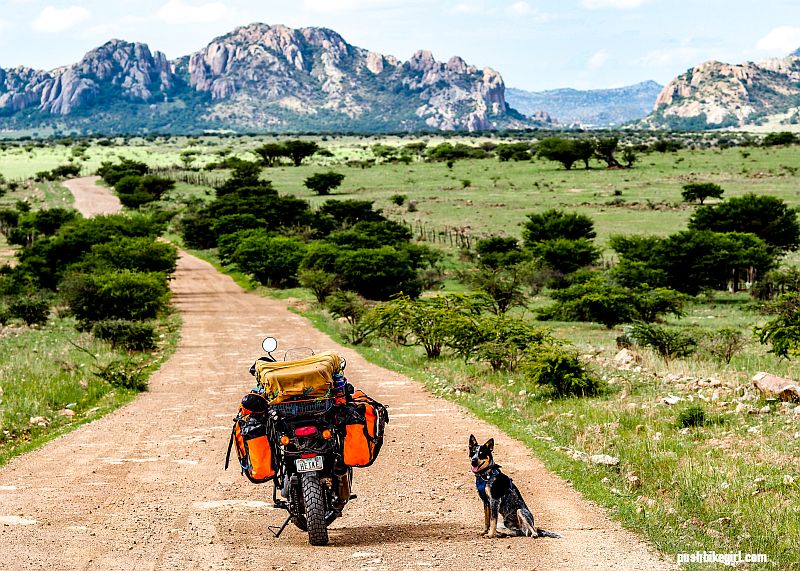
2,130,800,569
0,171,179,465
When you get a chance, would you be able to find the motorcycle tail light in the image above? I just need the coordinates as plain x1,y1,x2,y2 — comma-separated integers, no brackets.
300,453,317,459
280,435,290,446
322,429,333,440
294,426,318,437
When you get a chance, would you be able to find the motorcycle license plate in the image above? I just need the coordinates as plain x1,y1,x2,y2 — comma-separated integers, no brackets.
295,456,323,473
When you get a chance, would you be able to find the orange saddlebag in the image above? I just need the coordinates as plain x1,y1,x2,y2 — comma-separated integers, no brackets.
342,390,389,468
226,408,276,483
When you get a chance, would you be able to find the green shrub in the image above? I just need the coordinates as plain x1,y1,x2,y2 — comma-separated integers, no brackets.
298,269,339,303
62,271,170,326
94,359,148,391
304,171,345,195
91,319,157,351
76,237,178,276
96,158,149,185
230,233,307,287
676,404,707,428
629,322,697,361
702,327,747,364
334,246,422,300
8,294,50,326
326,290,369,343
390,194,407,206
522,347,603,397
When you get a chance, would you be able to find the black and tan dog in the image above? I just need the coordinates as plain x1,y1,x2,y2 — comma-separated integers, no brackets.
469,434,561,539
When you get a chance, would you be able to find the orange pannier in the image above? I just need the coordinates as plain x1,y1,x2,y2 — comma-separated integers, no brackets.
342,390,388,468
226,408,276,483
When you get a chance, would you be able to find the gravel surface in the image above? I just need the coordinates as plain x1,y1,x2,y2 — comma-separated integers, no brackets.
0,178,674,570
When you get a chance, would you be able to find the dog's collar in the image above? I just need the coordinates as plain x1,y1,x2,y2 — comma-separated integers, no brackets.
475,463,501,480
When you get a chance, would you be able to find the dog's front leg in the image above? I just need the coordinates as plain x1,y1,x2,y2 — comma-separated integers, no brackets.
485,501,499,538
480,503,490,536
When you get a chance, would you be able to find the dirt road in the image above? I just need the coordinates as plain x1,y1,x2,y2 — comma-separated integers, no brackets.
0,177,673,570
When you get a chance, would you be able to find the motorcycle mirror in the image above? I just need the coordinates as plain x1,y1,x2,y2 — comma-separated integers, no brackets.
262,337,278,354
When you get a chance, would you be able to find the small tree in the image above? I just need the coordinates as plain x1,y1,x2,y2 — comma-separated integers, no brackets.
253,143,286,167
283,140,320,166
594,137,622,168
304,172,345,196
462,267,528,314
298,269,339,303
702,327,746,364
681,182,724,205
536,138,585,170
757,292,800,358
689,193,800,253
368,294,488,358
523,209,596,245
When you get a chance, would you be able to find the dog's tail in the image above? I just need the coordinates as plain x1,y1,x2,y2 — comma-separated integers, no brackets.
535,528,562,539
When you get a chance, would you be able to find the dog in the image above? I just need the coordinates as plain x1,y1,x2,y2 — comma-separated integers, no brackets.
469,434,561,539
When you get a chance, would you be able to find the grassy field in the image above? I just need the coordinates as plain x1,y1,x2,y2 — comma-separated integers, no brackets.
4,136,799,248
3,135,800,568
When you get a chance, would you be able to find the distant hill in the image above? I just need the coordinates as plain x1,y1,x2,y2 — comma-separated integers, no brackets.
645,49,800,130
505,81,663,127
0,23,539,134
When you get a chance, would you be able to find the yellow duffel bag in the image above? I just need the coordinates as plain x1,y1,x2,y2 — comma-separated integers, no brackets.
254,351,341,404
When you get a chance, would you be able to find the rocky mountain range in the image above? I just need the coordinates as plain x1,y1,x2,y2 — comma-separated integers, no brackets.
506,81,663,127
646,50,800,129
0,23,534,134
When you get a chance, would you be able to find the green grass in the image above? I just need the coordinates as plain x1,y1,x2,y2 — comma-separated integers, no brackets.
4,136,800,568
0,312,180,466
5,138,800,251
299,307,797,570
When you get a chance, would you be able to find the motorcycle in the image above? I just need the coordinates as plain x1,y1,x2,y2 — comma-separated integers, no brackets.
246,337,357,546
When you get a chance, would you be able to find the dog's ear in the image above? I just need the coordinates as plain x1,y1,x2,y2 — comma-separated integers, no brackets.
469,434,478,449
485,438,494,452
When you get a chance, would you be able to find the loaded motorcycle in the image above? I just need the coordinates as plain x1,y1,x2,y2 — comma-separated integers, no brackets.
226,337,388,546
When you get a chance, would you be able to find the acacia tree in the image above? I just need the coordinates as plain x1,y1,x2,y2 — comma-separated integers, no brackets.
253,143,286,167
283,140,320,167
536,138,583,170
681,182,724,205
594,137,622,168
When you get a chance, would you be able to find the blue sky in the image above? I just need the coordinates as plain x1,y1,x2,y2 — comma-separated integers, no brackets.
1,0,799,91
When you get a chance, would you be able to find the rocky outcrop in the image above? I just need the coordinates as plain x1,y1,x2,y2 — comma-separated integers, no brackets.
0,40,175,116
648,53,800,128
0,23,533,132
181,23,525,131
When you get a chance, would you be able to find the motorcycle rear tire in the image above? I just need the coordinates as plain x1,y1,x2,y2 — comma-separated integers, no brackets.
301,473,329,546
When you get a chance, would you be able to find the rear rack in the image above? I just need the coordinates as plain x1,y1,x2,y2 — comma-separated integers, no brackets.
271,397,334,417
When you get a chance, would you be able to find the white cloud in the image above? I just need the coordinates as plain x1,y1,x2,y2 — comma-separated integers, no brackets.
32,6,91,33
510,1,532,14
635,45,713,69
582,0,644,9
588,49,610,70
452,3,484,15
301,0,404,13
756,26,800,54
156,0,231,24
